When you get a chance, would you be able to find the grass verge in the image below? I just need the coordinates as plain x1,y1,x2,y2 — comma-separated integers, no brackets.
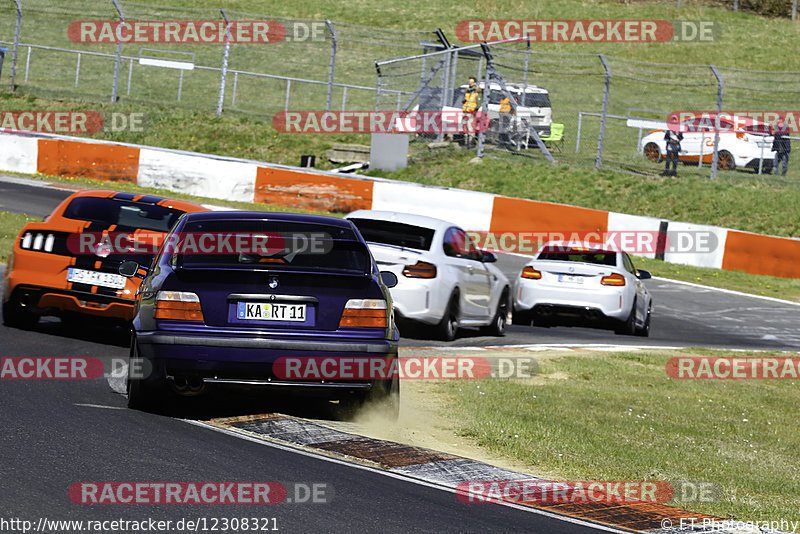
437,348,800,522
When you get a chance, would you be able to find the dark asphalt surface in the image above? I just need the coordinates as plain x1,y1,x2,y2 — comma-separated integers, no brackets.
2,174,799,533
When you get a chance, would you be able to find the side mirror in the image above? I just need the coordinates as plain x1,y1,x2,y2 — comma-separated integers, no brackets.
636,269,652,280
118,260,140,277
380,271,398,288
481,251,497,263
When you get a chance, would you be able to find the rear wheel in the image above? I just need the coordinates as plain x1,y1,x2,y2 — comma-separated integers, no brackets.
481,288,508,337
435,292,460,341
635,302,652,337
2,298,38,329
644,142,662,163
615,299,637,336
127,337,162,411
717,150,735,170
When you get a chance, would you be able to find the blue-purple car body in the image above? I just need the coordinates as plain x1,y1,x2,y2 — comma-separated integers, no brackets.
126,211,399,410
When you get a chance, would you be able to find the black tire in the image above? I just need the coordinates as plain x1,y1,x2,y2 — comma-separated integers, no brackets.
511,307,532,326
644,142,662,163
615,299,637,336
2,298,38,329
717,150,735,170
126,337,160,411
635,302,652,337
435,292,459,342
481,288,508,337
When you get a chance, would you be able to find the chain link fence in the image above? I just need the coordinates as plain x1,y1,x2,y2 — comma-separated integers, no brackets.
376,40,800,180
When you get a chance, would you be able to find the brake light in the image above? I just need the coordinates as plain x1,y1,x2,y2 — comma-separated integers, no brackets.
402,261,437,278
601,274,626,286
155,291,204,321
20,231,56,252
339,299,388,328
521,266,542,279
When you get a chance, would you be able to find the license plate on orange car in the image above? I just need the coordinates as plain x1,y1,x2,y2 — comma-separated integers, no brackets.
67,268,126,289
237,302,306,322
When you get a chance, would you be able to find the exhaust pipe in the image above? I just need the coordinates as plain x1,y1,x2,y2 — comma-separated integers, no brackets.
169,374,206,396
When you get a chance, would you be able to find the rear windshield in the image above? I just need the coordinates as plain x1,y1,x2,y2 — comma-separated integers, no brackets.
538,249,617,266
521,92,551,108
349,218,435,251
174,219,370,274
63,197,184,232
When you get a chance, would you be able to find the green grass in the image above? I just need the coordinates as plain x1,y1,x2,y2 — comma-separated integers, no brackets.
440,348,800,522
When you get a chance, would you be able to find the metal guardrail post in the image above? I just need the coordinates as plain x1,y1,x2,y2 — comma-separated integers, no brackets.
595,54,610,170
710,65,723,180
110,0,124,102
9,0,21,92
216,9,232,116
325,20,337,112
476,48,491,159
794,0,798,21
374,61,382,111
576,112,582,153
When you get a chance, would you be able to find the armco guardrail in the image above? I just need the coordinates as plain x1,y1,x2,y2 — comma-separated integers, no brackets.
0,130,798,278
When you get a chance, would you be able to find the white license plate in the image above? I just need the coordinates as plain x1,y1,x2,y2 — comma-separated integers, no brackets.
67,268,126,289
558,274,583,284
237,302,306,322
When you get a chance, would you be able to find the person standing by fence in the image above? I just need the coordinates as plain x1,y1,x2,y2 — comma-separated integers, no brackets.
461,76,481,147
770,118,791,176
663,128,683,176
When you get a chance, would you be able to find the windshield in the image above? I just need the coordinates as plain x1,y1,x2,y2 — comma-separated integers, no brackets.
349,218,435,251
173,219,370,274
63,197,184,232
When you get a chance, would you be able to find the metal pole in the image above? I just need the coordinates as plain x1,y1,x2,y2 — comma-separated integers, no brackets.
450,49,459,107
758,139,764,174
438,51,451,142
710,65,723,180
111,0,124,103
522,35,530,90
476,52,491,158
24,45,29,82
126,57,133,95
793,0,798,20
284,79,291,112
9,0,21,92
74,53,81,87
231,71,238,106
216,9,231,116
734,0,739,12
325,20,337,112
698,133,704,167
576,112,582,152
341,86,347,111
595,54,610,170
374,61,382,111
178,69,184,101
677,0,682,8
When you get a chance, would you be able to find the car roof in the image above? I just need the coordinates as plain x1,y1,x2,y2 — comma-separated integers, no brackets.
537,240,621,254
345,210,456,232
182,210,354,228
63,189,208,213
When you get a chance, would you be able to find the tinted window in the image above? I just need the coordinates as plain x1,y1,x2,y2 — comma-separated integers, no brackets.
521,92,551,108
349,218,435,251
538,248,617,266
63,197,183,232
175,219,370,274
443,227,481,260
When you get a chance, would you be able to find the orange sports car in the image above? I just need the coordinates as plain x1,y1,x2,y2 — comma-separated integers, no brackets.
2,190,208,328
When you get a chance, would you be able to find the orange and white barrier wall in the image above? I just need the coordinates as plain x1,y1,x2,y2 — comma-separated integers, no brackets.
1,131,798,278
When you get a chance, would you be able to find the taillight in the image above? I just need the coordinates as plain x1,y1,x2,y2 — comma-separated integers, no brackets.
601,274,626,286
339,299,388,328
155,291,204,321
521,266,542,279
20,232,55,252
402,261,437,278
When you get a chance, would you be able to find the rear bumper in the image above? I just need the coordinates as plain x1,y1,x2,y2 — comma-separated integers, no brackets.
515,282,628,321
5,285,136,320
135,331,398,391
